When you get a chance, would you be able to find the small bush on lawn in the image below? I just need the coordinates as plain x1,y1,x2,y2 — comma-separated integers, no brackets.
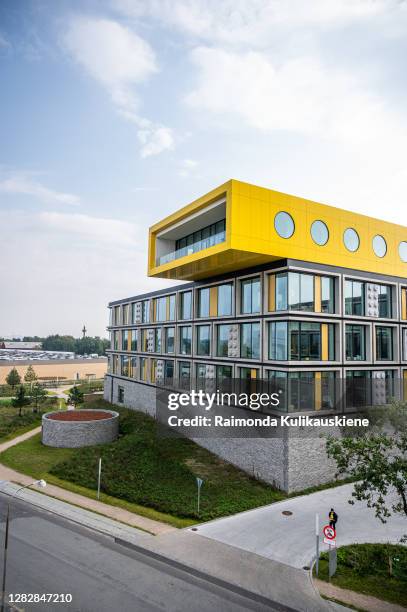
317,543,407,606
49,405,284,520
0,411,43,440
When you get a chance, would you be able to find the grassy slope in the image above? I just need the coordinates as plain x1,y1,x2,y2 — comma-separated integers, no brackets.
0,399,286,524
315,543,407,607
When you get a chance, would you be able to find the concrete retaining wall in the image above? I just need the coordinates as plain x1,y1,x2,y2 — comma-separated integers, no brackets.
42,410,119,448
103,375,337,492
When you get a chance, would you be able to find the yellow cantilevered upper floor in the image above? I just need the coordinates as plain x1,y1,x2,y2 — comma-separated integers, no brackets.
148,179,407,281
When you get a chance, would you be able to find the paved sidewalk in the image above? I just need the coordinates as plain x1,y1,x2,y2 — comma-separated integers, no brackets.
0,428,175,535
314,579,405,612
193,482,406,568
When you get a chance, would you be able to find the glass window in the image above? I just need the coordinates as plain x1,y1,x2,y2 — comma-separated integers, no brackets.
131,303,136,324
154,297,167,322
196,325,211,356
164,360,174,383
283,272,314,311
174,219,226,261
288,272,300,310
216,365,232,387
373,235,387,258
165,327,175,353
179,326,192,355
131,330,137,351
154,328,162,353
297,322,321,360
140,357,147,381
311,220,329,246
180,291,192,319
269,321,288,360
198,288,210,318
275,273,288,310
122,331,128,351
346,371,371,409
345,280,365,316
121,355,129,377
240,323,260,359
321,276,335,313
179,361,191,389
346,325,366,360
118,386,124,403
343,228,360,252
216,324,230,357
113,331,119,350
376,326,393,360
399,242,407,263
169,295,176,321
122,304,129,325
130,357,137,378
217,283,233,316
300,274,314,311
269,321,333,361
142,300,150,323
241,277,260,314
274,211,295,238
378,285,392,318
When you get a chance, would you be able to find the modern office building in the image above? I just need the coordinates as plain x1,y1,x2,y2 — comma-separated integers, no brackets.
104,179,407,491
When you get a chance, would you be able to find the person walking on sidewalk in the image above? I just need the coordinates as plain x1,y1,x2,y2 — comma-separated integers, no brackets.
329,508,338,530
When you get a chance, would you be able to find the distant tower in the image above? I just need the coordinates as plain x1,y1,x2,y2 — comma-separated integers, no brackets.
82,325,87,338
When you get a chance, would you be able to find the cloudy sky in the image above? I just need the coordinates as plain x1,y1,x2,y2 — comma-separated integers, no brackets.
1,0,407,338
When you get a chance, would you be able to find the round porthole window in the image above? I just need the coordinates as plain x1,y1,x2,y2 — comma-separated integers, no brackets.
274,211,295,239
311,220,329,246
399,241,407,263
372,235,387,258
343,228,360,252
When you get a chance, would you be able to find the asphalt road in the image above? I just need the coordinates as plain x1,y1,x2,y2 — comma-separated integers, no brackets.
0,493,281,612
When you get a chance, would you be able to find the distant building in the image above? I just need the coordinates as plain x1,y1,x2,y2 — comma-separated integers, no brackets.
0,357,107,385
0,341,42,350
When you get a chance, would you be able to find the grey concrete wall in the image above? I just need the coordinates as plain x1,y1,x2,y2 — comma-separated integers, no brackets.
42,410,119,448
104,375,156,417
103,375,341,492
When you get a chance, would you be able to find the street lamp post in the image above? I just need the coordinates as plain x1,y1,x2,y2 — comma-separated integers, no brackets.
1,480,46,612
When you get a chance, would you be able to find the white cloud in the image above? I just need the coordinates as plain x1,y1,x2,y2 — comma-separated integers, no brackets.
63,16,174,157
178,158,199,177
0,172,80,206
39,211,140,246
113,0,399,47
0,209,173,337
185,47,379,140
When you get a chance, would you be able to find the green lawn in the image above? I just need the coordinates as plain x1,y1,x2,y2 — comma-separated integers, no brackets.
0,399,286,524
315,543,407,607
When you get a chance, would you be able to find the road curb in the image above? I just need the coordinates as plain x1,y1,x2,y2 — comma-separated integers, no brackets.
115,536,298,612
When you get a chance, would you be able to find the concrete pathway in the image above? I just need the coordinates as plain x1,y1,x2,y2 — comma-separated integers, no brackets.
0,427,175,536
191,482,406,568
314,579,405,612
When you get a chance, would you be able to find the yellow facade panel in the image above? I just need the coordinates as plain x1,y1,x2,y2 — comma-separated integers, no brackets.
314,276,322,313
402,288,407,320
209,286,218,317
268,275,276,312
148,179,407,280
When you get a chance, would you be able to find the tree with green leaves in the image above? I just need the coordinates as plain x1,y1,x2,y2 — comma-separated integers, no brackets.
24,365,37,391
68,386,84,408
30,383,47,413
12,385,30,417
6,367,21,390
326,401,407,538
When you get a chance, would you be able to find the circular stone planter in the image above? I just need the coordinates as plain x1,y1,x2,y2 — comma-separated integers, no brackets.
42,409,119,448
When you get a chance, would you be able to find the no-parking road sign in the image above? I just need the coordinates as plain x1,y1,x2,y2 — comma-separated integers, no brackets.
323,525,336,545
